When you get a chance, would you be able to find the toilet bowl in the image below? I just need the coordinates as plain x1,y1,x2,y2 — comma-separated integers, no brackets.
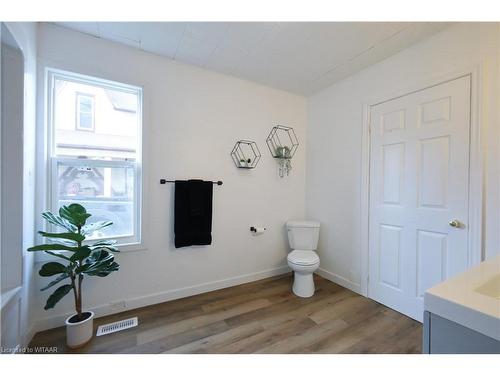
286,220,321,298
287,250,320,297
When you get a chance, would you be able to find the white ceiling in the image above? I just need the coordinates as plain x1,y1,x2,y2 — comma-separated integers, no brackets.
53,22,451,95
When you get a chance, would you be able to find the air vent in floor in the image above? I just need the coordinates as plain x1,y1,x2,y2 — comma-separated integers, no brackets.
96,317,138,336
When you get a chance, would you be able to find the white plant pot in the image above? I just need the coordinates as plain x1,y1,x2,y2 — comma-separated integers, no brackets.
65,311,94,349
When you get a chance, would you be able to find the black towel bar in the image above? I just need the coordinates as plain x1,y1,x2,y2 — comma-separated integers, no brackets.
160,179,223,185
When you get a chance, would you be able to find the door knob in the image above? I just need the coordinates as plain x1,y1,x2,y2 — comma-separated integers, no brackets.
449,219,461,228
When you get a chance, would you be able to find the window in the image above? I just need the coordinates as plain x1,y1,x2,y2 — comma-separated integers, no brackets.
46,69,143,246
76,93,95,131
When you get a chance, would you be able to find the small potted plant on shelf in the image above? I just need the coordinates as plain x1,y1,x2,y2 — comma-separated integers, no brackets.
275,146,292,177
28,203,120,349
239,158,251,168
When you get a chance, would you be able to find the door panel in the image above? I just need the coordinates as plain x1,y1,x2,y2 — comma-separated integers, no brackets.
418,136,449,208
382,143,405,205
379,224,403,289
416,229,448,298
419,96,451,125
369,76,471,321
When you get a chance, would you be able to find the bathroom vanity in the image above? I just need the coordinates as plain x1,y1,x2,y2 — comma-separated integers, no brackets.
423,256,500,354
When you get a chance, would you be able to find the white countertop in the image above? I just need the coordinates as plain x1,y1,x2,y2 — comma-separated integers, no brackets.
424,255,500,341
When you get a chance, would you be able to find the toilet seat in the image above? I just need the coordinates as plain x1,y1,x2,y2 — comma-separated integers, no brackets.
287,250,319,266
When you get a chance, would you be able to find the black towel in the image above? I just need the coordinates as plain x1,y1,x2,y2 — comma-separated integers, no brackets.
174,179,213,248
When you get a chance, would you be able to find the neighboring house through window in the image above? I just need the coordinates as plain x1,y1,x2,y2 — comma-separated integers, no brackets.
46,69,143,247
76,93,95,131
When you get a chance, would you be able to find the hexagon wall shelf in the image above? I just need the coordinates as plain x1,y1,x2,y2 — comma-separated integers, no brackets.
230,140,262,169
265,125,299,159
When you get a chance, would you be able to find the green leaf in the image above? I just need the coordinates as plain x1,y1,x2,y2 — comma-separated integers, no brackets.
82,250,115,273
41,211,77,232
79,247,120,276
70,246,91,262
92,240,117,250
87,249,114,263
45,238,76,247
28,244,79,252
75,263,91,273
44,251,71,261
90,239,119,252
83,260,114,274
84,262,119,277
39,262,67,277
44,284,72,310
40,274,69,291
59,204,91,227
91,245,119,253
81,221,113,236
38,231,85,243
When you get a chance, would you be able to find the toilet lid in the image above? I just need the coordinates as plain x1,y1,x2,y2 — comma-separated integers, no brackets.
287,250,319,265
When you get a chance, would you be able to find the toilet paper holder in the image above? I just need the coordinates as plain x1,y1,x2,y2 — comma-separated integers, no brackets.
250,226,266,233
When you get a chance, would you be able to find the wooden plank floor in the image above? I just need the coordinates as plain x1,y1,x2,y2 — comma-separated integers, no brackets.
28,274,422,354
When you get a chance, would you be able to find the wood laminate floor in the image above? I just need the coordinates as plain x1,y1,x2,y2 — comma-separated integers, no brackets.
29,274,422,354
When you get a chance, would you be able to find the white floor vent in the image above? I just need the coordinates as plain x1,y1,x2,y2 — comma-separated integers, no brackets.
96,317,138,336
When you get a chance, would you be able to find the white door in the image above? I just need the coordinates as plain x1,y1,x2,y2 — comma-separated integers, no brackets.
368,75,471,322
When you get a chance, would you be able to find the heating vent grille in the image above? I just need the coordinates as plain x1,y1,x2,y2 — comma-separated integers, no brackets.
96,317,138,336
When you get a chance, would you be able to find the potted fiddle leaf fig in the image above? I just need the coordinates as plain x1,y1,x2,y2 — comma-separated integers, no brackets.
28,203,120,348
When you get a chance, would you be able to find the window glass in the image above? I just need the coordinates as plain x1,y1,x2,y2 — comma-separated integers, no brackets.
55,160,136,239
53,77,139,160
76,94,95,131
49,71,142,244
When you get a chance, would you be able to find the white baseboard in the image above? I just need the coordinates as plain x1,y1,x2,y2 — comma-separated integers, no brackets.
315,268,361,294
35,265,290,332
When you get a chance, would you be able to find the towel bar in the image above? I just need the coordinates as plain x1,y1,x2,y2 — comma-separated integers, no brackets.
160,179,223,185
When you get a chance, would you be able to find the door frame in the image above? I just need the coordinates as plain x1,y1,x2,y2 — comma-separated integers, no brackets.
360,65,484,298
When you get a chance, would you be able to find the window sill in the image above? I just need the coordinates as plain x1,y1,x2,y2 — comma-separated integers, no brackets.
116,242,148,253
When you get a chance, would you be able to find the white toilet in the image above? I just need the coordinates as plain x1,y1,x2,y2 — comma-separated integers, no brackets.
286,220,320,298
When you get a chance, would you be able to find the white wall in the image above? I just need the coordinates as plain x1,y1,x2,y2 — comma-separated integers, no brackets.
35,24,307,330
0,22,38,348
1,38,24,292
306,23,500,292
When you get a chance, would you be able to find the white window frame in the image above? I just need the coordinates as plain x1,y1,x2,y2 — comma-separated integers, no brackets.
44,68,144,251
75,93,95,131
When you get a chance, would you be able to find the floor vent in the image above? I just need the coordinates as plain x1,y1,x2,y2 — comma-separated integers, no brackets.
96,317,138,336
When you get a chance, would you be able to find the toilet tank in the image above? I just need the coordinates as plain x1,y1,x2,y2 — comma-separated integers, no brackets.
286,221,320,250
